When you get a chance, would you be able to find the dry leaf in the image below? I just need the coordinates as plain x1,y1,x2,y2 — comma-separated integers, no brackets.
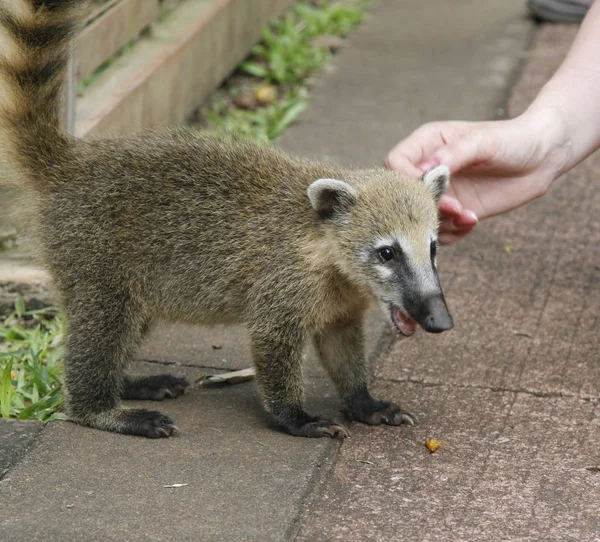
504,245,513,254
233,94,257,111
425,438,447,453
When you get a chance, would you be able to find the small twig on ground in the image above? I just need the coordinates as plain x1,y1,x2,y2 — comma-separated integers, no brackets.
512,331,534,338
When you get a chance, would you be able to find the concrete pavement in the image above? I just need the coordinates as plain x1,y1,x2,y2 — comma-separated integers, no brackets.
2,1,598,540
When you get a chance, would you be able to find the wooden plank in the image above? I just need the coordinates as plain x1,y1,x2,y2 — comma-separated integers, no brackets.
75,0,296,137
75,0,161,82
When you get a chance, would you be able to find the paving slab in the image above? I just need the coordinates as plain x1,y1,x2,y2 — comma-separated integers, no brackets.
292,15,600,542
0,421,43,480
295,381,600,541
0,361,342,541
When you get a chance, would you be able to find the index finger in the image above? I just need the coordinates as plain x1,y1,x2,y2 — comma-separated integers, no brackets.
385,124,448,175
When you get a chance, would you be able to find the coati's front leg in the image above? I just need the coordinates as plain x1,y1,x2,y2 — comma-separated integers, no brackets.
314,316,417,427
249,322,349,438
63,297,180,438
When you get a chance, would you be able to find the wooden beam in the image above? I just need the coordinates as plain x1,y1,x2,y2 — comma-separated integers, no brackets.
75,0,296,137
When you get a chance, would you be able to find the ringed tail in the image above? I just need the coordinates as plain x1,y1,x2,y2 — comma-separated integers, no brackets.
0,0,86,192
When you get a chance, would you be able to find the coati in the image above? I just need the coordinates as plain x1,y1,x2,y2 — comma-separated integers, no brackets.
0,0,453,439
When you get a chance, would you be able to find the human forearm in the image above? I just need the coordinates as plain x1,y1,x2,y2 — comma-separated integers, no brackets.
525,0,600,176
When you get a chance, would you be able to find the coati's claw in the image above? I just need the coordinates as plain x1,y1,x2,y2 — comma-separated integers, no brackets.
122,375,190,401
400,412,418,426
122,409,178,438
287,419,350,439
348,401,418,427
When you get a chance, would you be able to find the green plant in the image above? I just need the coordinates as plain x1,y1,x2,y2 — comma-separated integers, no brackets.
241,1,366,85
296,1,367,38
205,0,369,142
0,298,66,422
241,24,330,84
206,88,310,144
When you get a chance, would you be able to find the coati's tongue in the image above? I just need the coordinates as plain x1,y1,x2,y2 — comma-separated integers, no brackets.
393,307,417,337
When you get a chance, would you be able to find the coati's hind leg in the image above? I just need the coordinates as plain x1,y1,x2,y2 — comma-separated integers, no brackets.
314,316,417,427
122,375,189,401
249,322,349,438
63,294,178,438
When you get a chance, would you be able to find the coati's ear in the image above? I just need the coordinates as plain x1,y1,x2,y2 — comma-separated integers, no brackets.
307,178,357,220
422,165,450,202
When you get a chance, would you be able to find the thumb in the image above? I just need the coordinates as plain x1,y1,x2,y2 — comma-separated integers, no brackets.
418,132,494,174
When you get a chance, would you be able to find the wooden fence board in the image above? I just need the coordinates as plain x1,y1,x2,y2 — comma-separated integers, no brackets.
75,0,296,137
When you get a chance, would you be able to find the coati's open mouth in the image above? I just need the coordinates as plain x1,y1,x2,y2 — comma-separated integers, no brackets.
390,304,417,337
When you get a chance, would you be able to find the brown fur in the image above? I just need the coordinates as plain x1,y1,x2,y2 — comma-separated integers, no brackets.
0,1,450,438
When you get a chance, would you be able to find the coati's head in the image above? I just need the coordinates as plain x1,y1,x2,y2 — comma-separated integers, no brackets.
308,166,453,336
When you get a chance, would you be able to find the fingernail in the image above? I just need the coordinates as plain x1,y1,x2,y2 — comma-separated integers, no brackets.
439,195,461,215
417,159,439,172
450,200,462,215
465,210,478,223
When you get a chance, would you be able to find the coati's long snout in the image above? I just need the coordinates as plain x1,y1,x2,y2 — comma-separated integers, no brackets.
402,292,453,334
390,285,453,337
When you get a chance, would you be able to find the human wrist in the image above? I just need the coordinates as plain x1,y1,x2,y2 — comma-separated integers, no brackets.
520,102,574,181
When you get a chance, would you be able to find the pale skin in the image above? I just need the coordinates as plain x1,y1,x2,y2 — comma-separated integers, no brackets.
386,1,600,245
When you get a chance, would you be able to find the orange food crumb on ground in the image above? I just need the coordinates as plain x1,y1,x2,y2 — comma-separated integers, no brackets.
425,438,447,453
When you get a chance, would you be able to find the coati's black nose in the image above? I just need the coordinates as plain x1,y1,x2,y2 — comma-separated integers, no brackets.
424,311,454,333
421,295,453,333
404,293,454,334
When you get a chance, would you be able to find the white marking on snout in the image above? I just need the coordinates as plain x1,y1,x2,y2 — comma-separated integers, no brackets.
413,266,440,296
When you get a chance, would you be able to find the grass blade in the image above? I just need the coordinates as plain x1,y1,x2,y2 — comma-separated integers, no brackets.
1,359,14,418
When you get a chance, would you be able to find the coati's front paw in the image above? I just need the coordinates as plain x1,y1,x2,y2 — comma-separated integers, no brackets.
121,409,179,438
122,375,189,401
80,407,180,438
348,401,417,427
286,417,350,439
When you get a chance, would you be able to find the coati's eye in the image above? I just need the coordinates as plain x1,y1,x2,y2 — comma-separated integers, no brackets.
378,246,395,262
430,241,437,260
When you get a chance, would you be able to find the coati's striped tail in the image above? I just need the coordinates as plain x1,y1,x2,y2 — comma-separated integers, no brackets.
0,0,86,191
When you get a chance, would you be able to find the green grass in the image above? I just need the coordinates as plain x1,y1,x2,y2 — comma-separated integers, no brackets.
203,0,369,142
206,87,311,145
0,298,67,422
241,0,366,84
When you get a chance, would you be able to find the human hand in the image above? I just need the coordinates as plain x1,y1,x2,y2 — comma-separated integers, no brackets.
386,109,570,244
